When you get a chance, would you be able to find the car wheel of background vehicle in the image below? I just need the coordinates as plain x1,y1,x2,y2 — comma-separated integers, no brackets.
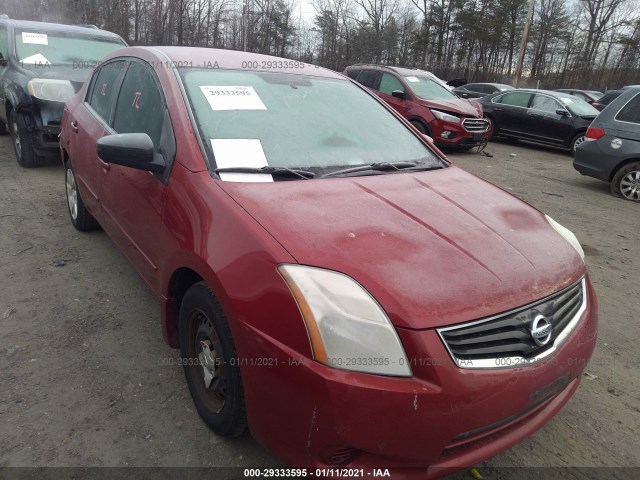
9,109,43,168
570,132,586,157
0,120,7,135
179,282,247,437
65,160,100,231
410,120,429,136
485,115,499,139
611,161,640,202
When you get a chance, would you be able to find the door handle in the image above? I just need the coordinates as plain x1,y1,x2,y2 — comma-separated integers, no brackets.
70,120,79,133
494,107,503,112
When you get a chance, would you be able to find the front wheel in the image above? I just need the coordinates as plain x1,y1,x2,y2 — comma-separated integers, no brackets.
179,282,247,437
9,109,42,168
611,162,640,202
570,132,586,157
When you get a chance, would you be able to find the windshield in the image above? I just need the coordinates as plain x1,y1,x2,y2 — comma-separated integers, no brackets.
180,69,439,176
587,90,604,99
558,96,600,116
403,75,458,100
15,30,124,65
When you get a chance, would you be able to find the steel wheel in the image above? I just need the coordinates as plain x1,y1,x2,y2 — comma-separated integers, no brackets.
66,167,78,221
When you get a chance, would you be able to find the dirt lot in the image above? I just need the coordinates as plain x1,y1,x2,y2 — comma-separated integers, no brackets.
0,135,638,479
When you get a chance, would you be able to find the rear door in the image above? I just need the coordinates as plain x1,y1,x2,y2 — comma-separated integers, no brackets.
491,91,533,136
526,93,574,145
67,59,127,217
0,24,9,122
99,60,175,293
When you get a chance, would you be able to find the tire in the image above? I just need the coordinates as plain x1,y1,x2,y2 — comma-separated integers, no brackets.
410,120,429,136
570,132,586,157
0,120,7,135
65,160,100,231
611,161,640,202
9,109,43,168
485,115,499,140
179,282,247,437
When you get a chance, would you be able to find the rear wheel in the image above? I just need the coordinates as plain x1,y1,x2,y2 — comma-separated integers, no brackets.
9,109,42,168
570,132,586,157
0,120,7,135
611,162,640,202
179,282,247,437
65,160,99,231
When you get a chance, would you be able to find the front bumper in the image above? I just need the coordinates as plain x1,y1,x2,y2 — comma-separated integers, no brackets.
17,100,64,155
237,278,598,478
429,118,490,148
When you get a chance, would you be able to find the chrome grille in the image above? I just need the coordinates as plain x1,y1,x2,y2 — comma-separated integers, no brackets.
462,118,490,132
438,278,586,369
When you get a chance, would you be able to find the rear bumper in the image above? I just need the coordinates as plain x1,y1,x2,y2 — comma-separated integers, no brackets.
573,137,621,181
237,278,598,478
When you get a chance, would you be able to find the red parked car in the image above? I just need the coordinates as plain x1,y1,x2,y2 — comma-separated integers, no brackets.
61,47,597,478
344,65,491,150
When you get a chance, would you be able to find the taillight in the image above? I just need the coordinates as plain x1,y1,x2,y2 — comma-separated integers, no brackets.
592,103,601,109
586,126,606,140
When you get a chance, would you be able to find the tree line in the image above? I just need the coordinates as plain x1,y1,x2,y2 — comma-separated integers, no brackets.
4,0,640,90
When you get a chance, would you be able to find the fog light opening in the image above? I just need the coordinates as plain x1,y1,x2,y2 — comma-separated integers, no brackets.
325,447,360,465
440,130,454,138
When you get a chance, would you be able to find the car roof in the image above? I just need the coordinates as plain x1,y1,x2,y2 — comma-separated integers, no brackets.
591,87,640,127
1,18,123,40
345,64,438,77
139,46,344,80
504,89,573,99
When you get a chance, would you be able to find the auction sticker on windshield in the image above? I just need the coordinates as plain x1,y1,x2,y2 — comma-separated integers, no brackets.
210,138,273,182
200,86,267,111
22,32,48,45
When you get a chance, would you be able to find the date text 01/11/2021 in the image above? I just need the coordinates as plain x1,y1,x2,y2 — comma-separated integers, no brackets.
243,468,392,477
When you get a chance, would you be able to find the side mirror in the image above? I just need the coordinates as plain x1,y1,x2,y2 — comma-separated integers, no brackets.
392,90,406,100
556,109,570,117
97,133,165,173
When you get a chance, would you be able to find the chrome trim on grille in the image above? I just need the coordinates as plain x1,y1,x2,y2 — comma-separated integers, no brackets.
437,278,587,369
462,118,490,133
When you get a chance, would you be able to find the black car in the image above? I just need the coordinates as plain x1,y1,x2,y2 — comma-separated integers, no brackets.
591,90,623,111
0,16,126,167
554,89,603,105
453,83,514,99
480,89,600,155
574,86,640,202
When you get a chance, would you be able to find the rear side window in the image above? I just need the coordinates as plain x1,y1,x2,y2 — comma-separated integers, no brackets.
345,68,360,80
0,26,8,61
466,84,482,92
496,92,532,108
616,93,640,124
112,62,164,148
88,61,126,122
356,70,380,89
379,73,404,95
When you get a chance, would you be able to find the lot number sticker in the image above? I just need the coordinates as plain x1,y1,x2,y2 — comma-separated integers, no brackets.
406,76,420,83
22,32,48,45
200,86,267,111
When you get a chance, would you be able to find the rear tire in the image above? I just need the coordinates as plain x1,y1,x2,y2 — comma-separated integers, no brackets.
65,160,100,231
611,161,640,202
570,132,586,157
9,109,43,168
179,282,247,437
0,120,7,135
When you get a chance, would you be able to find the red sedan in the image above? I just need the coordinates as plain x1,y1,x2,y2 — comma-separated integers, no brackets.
61,46,597,478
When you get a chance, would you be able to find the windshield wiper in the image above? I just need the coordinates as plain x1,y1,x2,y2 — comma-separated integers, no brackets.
320,161,441,178
215,166,315,180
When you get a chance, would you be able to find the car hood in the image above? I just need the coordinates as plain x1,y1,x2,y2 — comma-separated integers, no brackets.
20,65,92,92
418,98,483,117
219,166,585,329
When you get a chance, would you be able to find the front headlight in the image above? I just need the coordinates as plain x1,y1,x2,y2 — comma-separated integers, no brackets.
278,264,411,377
431,109,462,124
545,215,585,261
27,79,75,103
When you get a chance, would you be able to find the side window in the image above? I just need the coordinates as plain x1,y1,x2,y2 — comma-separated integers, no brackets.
346,68,360,80
88,60,126,122
498,92,532,108
483,85,498,94
379,73,404,96
616,93,640,124
0,25,8,62
112,62,164,148
356,70,381,89
531,95,563,114
573,92,588,102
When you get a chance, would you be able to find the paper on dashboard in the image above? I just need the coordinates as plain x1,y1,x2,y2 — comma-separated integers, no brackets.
210,139,273,182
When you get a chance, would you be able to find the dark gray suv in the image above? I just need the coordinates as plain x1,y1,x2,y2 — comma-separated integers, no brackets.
0,16,126,167
574,86,640,202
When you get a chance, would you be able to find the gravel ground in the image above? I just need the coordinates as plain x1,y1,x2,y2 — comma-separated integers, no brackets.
0,135,638,479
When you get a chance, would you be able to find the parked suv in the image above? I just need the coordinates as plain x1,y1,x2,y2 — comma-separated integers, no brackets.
453,82,514,99
574,86,640,202
344,65,490,150
0,16,126,167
